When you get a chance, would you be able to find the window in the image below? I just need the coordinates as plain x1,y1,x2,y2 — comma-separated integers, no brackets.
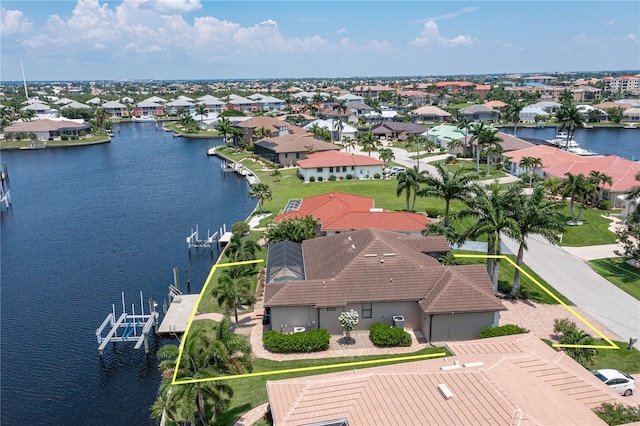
351,166,355,170
317,167,323,172
329,167,334,173
296,153,300,159
342,167,347,172
285,153,288,158
326,307,335,312
362,303,372,318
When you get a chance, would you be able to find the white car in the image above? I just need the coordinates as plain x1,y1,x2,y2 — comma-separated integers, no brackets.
387,166,406,176
592,369,636,396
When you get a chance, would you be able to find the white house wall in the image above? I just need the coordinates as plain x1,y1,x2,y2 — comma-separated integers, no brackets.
299,165,384,182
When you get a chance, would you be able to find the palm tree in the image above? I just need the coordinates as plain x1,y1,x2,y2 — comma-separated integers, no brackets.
396,166,426,212
93,107,109,130
215,117,232,145
357,131,378,156
455,116,472,158
504,97,525,136
556,103,585,150
254,126,271,140
309,123,324,140
213,266,256,324
341,136,356,153
588,170,613,205
445,137,464,155
519,156,543,189
544,176,563,199
225,233,260,262
334,99,348,141
417,162,477,227
469,121,490,173
480,128,503,177
248,183,272,214
195,103,208,123
459,181,523,291
378,148,395,166
509,184,565,295
562,172,589,223
559,89,574,107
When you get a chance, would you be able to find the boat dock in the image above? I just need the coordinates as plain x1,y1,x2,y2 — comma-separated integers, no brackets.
1,163,11,210
158,294,200,335
207,147,260,185
186,224,232,252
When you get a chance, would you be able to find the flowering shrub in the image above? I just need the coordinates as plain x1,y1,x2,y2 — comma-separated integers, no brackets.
338,309,359,337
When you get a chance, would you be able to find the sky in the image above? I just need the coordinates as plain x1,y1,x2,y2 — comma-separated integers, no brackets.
1,0,639,81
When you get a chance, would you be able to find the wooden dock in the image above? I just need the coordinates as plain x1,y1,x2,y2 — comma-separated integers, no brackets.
158,294,200,335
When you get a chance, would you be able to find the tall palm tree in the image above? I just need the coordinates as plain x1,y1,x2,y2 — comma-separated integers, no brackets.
195,103,208,123
396,166,426,212
341,136,356,153
509,184,565,295
455,116,472,158
225,233,260,262
480,128,503,177
334,99,349,141
556,103,585,150
357,131,378,156
459,181,523,291
562,172,589,223
504,97,525,136
469,121,490,173
417,162,477,227
215,117,232,145
378,148,395,166
248,183,272,214
588,170,613,205
213,267,256,324
519,156,543,189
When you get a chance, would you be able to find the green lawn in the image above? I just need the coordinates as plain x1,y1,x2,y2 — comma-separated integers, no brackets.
591,340,640,373
452,250,573,305
558,205,617,246
589,258,640,301
219,346,451,426
0,135,111,149
436,159,508,181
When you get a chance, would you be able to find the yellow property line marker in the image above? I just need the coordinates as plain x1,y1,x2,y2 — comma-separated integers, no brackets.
454,254,618,350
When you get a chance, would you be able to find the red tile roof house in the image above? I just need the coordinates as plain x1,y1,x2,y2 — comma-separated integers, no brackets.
296,151,385,182
267,333,628,426
263,228,505,339
275,192,429,236
236,116,306,146
503,144,582,179
253,134,340,165
370,122,428,141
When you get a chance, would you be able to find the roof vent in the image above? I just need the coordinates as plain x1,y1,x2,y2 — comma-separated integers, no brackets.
382,252,396,257
351,244,356,250
438,384,454,399
364,253,377,257
348,236,352,242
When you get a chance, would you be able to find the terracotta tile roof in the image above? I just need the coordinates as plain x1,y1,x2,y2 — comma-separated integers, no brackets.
543,155,640,192
268,334,622,426
325,211,428,232
237,116,306,134
485,100,507,108
296,151,384,168
412,105,451,117
254,134,339,154
275,192,374,224
435,81,474,87
264,229,501,314
4,119,91,132
505,145,583,167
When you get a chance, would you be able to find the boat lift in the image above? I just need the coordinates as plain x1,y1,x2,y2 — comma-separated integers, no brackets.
95,291,159,358
186,224,228,253
0,163,11,210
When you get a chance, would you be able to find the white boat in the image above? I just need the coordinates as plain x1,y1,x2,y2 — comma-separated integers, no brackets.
132,115,156,123
546,131,579,148
567,146,598,156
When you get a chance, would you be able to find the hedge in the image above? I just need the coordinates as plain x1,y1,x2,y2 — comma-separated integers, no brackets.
478,324,529,338
369,322,411,347
262,329,330,353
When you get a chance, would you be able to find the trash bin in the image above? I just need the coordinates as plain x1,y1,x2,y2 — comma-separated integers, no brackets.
393,315,405,329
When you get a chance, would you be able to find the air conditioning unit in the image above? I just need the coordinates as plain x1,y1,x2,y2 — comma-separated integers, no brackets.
393,316,405,329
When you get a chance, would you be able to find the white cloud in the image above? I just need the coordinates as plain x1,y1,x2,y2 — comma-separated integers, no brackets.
337,27,346,34
410,20,475,47
625,33,639,44
0,7,33,36
411,7,479,24
365,40,393,53
605,19,616,26
140,0,202,14
571,32,598,47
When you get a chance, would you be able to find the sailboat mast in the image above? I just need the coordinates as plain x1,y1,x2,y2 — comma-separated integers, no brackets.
20,58,29,99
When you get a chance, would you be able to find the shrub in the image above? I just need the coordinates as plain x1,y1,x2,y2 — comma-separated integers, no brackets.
231,221,250,236
309,176,316,182
246,145,254,152
369,322,412,347
71,135,78,140
346,174,353,180
61,135,69,140
338,176,344,180
598,199,611,210
262,329,330,353
48,137,54,141
424,207,441,218
317,176,323,182
328,175,337,181
373,173,381,179
479,324,529,338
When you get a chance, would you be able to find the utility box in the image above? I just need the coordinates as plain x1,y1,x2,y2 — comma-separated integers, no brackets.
393,315,405,329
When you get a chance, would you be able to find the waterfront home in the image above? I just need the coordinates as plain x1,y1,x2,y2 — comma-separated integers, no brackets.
423,124,465,151
519,106,550,123
370,122,428,141
103,100,128,118
59,100,91,111
226,94,259,113
411,105,451,123
237,116,306,145
3,118,92,140
195,95,226,113
21,102,51,117
253,134,339,165
164,98,195,115
267,333,624,426
303,119,358,142
623,107,640,122
484,99,507,112
133,99,164,117
505,145,581,179
264,228,504,338
296,150,384,182
247,94,287,112
458,104,500,122
275,192,429,236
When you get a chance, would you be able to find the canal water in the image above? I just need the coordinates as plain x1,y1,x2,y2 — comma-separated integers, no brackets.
0,123,256,425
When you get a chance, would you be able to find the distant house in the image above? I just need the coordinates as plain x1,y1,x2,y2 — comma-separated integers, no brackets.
226,94,259,113
623,108,640,122
458,104,500,122
195,95,226,113
276,192,429,236
424,124,465,151
103,100,128,118
59,101,91,111
296,151,384,182
412,105,451,123
247,94,286,112
303,119,358,142
519,106,549,122
504,145,580,178
253,134,339,165
3,118,92,140
267,333,625,426
484,100,507,112
370,122,428,140
164,98,195,115
134,99,164,117
264,228,504,338
351,85,396,99
21,102,51,117
237,116,306,145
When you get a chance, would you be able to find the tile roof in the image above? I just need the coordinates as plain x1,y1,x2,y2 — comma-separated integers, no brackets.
325,211,428,232
238,116,305,134
505,145,583,167
459,104,496,114
254,134,339,153
276,192,374,223
296,150,384,168
264,229,499,313
268,333,623,426
371,122,428,135
485,100,507,108
543,155,640,191
412,105,451,117
495,132,534,152
4,119,91,132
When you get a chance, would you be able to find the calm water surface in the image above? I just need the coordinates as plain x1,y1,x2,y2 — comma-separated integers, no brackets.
0,123,256,425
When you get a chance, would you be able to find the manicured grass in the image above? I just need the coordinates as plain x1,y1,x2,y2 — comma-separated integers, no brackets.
591,340,640,373
219,346,452,426
453,250,573,305
589,258,640,301
558,204,617,246
436,159,507,180
0,135,110,149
